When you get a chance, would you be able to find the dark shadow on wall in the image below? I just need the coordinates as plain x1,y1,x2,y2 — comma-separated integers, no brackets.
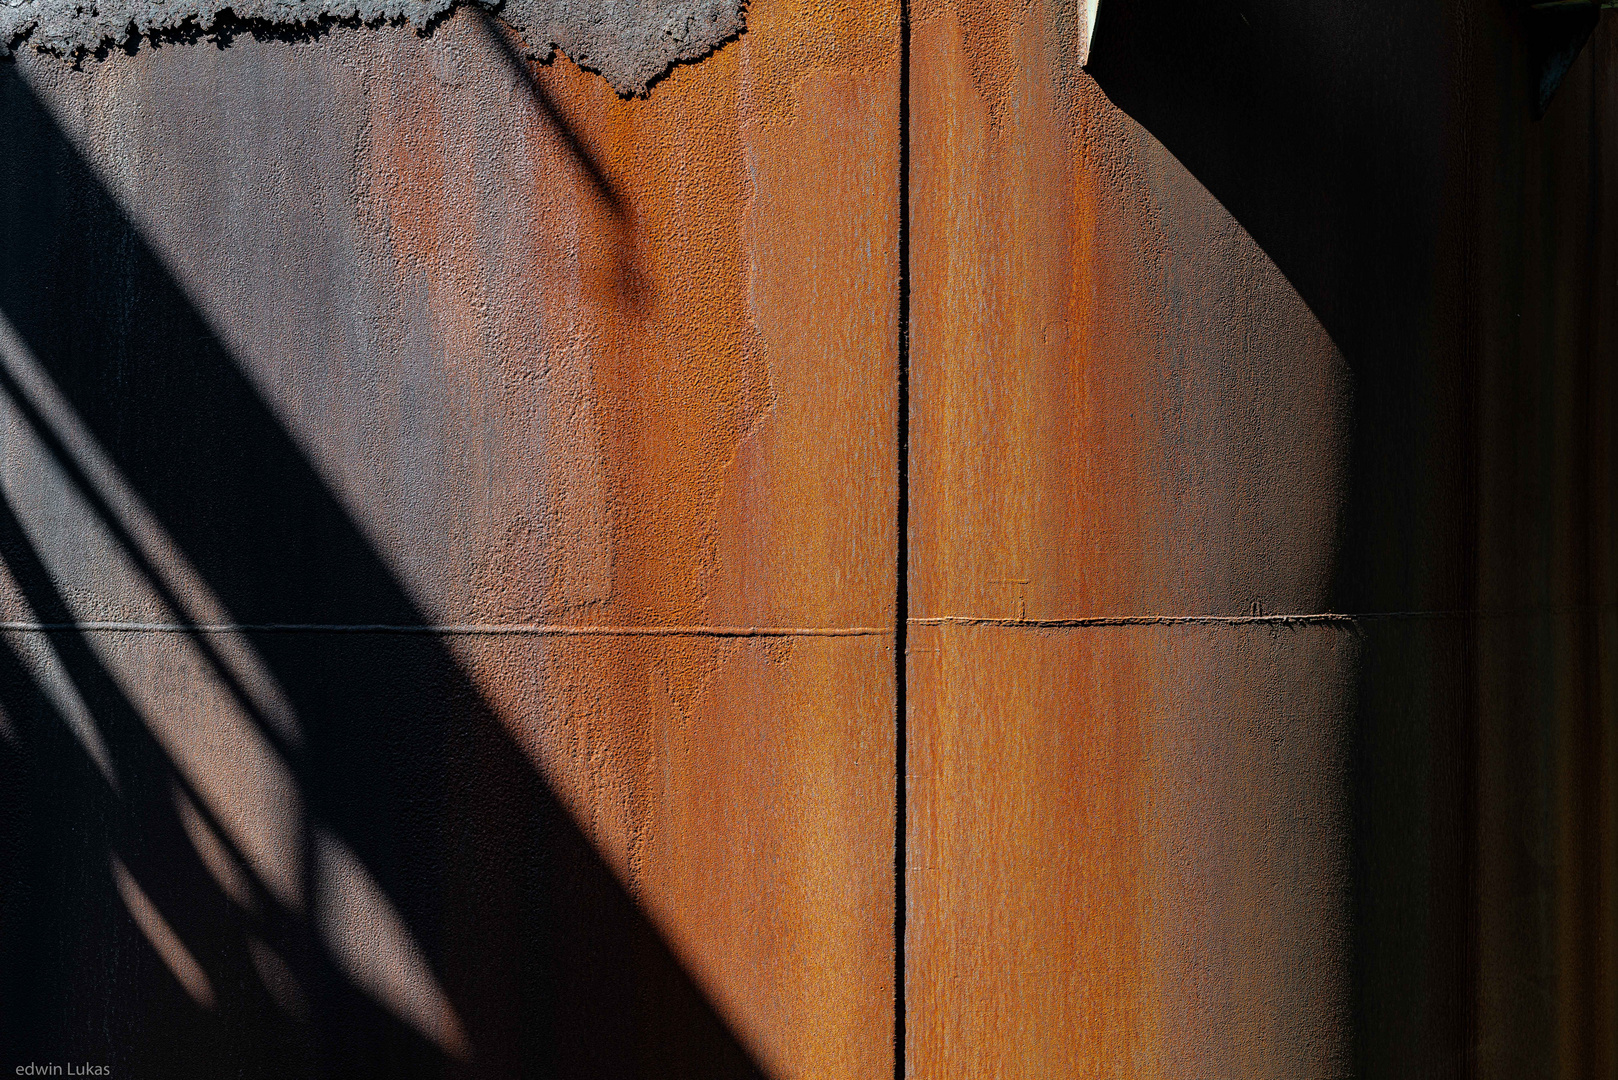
1080,15,1476,1067
0,63,766,1080
471,7,625,215
1088,3,1613,1077
467,9,653,317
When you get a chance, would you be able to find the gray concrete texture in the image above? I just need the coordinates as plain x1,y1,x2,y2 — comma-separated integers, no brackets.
0,0,741,93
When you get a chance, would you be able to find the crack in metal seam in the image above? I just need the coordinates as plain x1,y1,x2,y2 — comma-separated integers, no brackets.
894,0,913,1070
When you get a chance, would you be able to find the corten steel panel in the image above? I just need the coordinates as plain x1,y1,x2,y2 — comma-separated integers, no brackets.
0,1,899,1075
909,0,1617,1076
906,0,1356,1074
1079,4,1618,1076
907,622,1356,1077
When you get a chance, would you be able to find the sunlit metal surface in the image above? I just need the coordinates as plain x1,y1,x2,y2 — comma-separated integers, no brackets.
0,5,898,1074
0,0,1612,1075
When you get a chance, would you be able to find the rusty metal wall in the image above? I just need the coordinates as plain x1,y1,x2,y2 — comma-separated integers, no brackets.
908,0,1615,1077
0,6,898,1076
906,0,1356,1073
0,0,1613,1076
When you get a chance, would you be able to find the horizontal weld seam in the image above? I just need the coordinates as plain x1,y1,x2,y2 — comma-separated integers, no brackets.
913,614,1365,627
5,606,1608,636
919,615,1359,625
912,607,1615,628
0,621,894,638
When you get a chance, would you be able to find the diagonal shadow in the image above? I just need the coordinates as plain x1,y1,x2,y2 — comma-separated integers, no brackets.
0,61,766,1079
472,7,627,215
0,487,373,1074
468,10,653,316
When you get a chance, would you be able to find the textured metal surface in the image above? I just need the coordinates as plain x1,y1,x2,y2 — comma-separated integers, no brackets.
906,1,1355,1073
0,0,1612,1073
907,622,1355,1075
0,3,898,1074
907,0,1616,1076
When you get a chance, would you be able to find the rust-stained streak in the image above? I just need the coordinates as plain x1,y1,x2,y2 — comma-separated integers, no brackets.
906,0,1357,1071
1,0,898,1070
348,8,905,1064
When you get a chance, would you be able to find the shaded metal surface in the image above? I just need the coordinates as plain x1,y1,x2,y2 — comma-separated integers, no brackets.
0,3,898,1074
1468,18,1617,1074
908,0,1615,1077
0,0,1611,1075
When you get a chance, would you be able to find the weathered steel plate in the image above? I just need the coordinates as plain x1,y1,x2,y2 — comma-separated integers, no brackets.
0,2,899,1073
909,0,1617,1075
907,0,1355,1073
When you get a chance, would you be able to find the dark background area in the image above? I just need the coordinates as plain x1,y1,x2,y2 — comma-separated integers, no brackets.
1089,3,1614,1076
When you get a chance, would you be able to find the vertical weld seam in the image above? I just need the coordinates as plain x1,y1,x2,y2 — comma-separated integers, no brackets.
895,0,912,1070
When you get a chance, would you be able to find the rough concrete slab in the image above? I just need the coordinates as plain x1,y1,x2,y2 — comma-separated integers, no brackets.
0,0,742,93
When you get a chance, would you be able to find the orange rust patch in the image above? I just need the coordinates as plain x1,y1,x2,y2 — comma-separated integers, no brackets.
908,0,1353,1073
356,1,899,1074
